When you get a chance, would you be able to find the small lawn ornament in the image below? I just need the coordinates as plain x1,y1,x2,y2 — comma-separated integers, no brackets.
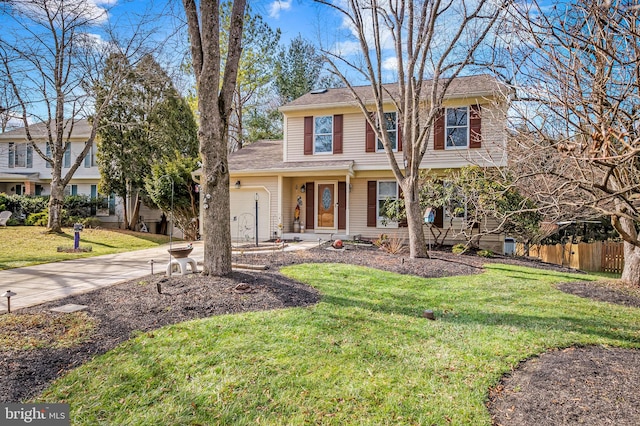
73,223,84,250
332,239,343,249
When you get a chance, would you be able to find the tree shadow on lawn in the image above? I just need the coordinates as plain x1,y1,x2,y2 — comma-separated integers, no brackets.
485,264,589,281
318,278,639,346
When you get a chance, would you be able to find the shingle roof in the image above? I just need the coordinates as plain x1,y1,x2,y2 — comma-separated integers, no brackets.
280,74,509,111
228,140,353,175
0,119,92,140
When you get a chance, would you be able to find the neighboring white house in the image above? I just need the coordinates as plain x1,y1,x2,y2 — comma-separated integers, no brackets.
197,74,512,252
0,119,164,232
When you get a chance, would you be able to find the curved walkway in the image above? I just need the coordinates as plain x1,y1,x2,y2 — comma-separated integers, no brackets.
0,241,316,313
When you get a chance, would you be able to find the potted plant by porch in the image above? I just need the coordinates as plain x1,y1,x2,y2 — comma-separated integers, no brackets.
293,205,301,233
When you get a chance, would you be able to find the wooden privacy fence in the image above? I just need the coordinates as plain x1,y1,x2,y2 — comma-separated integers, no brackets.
515,241,624,274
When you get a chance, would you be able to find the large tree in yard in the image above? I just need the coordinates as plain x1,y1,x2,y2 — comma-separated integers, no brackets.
505,1,640,285
0,0,149,232
97,53,198,231
315,0,511,258
182,0,246,276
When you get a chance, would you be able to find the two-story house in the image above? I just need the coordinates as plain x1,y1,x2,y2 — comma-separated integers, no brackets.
0,119,161,230
218,75,510,252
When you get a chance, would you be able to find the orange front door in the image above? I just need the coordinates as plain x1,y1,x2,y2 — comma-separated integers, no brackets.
317,183,335,228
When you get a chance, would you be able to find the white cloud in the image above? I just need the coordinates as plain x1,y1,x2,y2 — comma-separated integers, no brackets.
331,40,362,57
13,0,112,25
382,57,397,72
268,0,292,19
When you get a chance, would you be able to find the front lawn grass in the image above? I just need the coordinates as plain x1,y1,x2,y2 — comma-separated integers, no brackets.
0,312,96,350
39,263,640,425
0,226,172,270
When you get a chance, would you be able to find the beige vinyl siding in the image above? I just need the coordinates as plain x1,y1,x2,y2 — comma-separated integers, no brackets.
283,101,507,170
285,109,403,167
422,101,508,169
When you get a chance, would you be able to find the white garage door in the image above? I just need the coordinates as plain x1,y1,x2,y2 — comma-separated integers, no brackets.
230,188,271,242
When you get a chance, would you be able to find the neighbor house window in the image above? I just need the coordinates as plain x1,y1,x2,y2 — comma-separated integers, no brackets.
46,143,52,168
8,143,32,168
446,107,469,148
377,112,398,152
84,143,96,168
377,181,398,223
63,185,78,196
314,116,333,153
64,143,71,168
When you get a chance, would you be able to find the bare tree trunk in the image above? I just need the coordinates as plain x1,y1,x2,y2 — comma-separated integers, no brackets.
619,217,640,286
47,177,64,233
402,179,428,258
183,0,246,276
200,112,232,275
621,244,640,287
130,192,141,230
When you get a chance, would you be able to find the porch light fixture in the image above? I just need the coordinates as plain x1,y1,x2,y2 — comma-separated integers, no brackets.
300,184,306,193
2,290,17,313
235,180,241,189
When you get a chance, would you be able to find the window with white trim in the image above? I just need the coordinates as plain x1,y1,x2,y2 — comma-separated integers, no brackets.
7,142,32,168
377,181,398,224
63,143,71,168
314,116,333,153
446,107,469,149
84,143,96,168
377,112,398,152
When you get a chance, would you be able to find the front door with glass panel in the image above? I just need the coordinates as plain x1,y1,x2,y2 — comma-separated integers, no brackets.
316,182,336,229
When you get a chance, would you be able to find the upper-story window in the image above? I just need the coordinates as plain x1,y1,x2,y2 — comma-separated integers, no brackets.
84,143,96,168
434,105,481,151
8,142,33,168
64,143,71,168
45,143,71,168
304,115,343,155
446,107,469,149
314,116,333,154
377,112,398,152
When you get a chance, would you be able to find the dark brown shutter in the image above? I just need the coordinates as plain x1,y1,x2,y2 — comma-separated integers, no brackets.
434,206,444,228
367,181,377,227
398,185,407,227
338,182,346,229
469,104,482,148
333,114,343,154
305,182,315,229
434,109,445,150
304,116,313,155
365,114,376,152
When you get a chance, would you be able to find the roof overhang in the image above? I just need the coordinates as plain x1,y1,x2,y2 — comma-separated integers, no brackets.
279,90,506,113
0,172,42,182
192,162,355,179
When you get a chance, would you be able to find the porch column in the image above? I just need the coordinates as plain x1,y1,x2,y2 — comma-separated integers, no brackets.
277,175,283,237
345,174,350,236
24,181,35,195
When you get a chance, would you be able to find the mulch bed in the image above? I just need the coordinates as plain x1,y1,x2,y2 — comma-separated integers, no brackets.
1,243,639,426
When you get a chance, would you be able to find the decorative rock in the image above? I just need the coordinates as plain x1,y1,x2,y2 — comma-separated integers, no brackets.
332,239,344,249
423,309,436,320
51,304,89,313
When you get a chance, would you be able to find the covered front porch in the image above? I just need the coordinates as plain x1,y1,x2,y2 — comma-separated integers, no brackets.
276,169,357,240
0,172,44,195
